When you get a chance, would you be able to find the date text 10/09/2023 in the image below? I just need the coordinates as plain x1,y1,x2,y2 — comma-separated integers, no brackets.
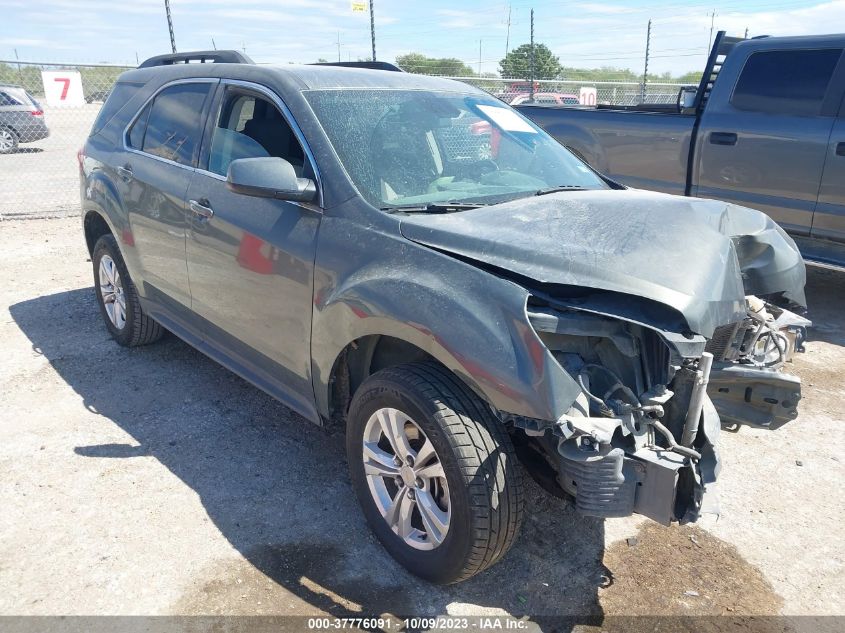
307,617,531,631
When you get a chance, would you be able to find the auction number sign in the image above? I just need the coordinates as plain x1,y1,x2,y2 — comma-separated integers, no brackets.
41,70,85,107
579,86,597,106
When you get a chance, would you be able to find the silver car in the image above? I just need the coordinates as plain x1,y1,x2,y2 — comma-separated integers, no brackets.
0,83,50,154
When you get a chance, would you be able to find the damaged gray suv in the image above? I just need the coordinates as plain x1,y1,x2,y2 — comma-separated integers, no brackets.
80,51,810,584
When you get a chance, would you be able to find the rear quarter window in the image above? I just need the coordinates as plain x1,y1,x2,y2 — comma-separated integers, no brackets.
731,48,843,116
90,81,145,136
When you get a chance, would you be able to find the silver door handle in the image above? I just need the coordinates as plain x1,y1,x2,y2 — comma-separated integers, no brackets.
188,199,214,219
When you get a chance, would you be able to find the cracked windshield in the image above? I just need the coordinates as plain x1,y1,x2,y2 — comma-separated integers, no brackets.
305,89,607,209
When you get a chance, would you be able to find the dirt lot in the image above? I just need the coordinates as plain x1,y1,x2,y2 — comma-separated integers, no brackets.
0,217,843,623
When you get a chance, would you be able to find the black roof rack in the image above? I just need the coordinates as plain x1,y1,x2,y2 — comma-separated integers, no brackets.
138,50,254,69
310,61,403,72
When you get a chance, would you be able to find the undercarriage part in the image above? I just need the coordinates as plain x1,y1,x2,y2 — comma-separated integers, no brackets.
681,351,714,447
651,420,700,461
705,296,811,368
630,447,689,526
556,441,637,517
525,301,724,524
708,363,801,429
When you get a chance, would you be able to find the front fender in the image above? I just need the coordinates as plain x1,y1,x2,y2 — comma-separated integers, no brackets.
309,216,581,421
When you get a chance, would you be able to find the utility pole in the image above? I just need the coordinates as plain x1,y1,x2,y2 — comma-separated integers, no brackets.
641,19,651,103
211,38,217,50
744,27,749,39
707,9,717,55
164,0,177,54
505,4,512,56
369,0,377,61
337,32,341,62
478,39,482,75
14,49,23,86
529,8,535,102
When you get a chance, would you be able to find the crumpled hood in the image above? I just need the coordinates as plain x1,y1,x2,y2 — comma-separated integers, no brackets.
399,189,806,338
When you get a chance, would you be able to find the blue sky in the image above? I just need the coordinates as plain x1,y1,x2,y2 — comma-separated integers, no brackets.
1,0,842,75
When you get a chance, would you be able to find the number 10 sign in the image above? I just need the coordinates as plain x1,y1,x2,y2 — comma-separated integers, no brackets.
41,70,85,107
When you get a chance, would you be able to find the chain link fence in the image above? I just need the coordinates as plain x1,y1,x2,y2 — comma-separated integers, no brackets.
0,61,132,219
0,60,683,220
442,77,686,107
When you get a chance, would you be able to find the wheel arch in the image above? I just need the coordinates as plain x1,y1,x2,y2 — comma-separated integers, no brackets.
325,334,476,426
83,209,114,255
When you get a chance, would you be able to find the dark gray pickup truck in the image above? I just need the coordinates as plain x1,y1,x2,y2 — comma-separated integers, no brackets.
518,32,845,269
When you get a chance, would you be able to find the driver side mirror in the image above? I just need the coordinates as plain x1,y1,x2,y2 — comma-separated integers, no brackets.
226,157,317,204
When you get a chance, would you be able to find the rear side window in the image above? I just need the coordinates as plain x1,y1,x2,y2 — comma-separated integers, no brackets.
0,91,15,106
731,49,842,116
127,102,151,149
90,81,144,135
140,83,211,165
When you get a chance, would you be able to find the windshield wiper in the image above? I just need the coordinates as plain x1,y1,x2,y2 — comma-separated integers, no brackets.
381,202,488,214
535,185,589,196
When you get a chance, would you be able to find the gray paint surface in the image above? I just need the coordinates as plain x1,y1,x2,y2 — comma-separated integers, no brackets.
518,33,845,267
399,189,805,338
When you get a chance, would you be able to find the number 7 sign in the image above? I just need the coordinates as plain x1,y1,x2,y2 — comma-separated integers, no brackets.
41,70,85,107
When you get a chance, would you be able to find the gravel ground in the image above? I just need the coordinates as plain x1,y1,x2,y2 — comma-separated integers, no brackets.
0,216,843,623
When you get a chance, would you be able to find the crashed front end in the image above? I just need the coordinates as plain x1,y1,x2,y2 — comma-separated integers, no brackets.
398,192,810,525
512,294,809,525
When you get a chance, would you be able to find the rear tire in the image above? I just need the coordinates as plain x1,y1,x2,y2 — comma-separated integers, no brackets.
92,234,164,347
0,127,18,154
347,362,524,584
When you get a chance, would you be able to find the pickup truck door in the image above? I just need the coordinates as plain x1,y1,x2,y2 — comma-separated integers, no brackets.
813,97,845,244
184,81,322,421
695,48,843,237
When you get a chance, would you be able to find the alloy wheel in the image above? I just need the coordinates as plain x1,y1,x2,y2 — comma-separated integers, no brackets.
0,129,15,152
98,254,127,330
362,407,451,550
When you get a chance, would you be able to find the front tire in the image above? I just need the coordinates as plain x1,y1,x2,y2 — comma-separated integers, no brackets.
92,234,164,347
347,362,524,583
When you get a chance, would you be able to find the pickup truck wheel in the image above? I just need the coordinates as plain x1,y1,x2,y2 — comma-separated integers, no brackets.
0,127,19,154
92,235,164,347
347,362,524,583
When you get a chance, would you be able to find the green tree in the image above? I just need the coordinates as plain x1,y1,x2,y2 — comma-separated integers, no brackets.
499,43,562,80
675,70,703,84
395,53,475,77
